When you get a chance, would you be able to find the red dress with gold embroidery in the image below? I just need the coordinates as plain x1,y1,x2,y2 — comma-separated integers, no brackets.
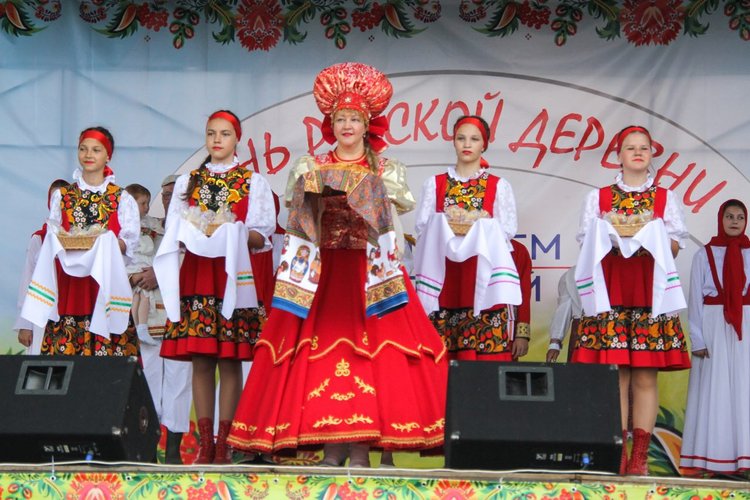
160,167,265,361
41,183,138,356
227,160,447,454
572,184,690,369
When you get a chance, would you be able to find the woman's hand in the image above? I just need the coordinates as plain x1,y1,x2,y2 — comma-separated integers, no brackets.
512,338,529,359
131,267,158,291
691,348,709,358
248,230,266,250
18,329,32,347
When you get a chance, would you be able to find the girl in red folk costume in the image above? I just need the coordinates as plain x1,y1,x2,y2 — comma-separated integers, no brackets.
16,178,70,354
21,127,140,356
154,110,275,464
413,115,529,361
228,63,448,468
573,125,690,475
681,199,750,475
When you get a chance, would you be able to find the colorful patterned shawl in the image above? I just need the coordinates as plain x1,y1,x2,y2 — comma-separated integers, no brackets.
273,163,408,318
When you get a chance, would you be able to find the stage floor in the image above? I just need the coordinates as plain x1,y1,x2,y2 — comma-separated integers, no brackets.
1,463,749,499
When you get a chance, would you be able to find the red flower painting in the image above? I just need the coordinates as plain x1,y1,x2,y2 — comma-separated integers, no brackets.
620,0,685,46
235,0,284,51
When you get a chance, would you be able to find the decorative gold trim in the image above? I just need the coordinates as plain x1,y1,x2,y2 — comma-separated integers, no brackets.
334,358,351,377
354,376,375,395
263,422,290,436
424,418,446,434
515,322,531,339
231,421,257,434
254,335,447,367
391,422,420,432
307,378,330,400
227,428,446,453
330,392,356,401
344,414,374,425
312,416,343,428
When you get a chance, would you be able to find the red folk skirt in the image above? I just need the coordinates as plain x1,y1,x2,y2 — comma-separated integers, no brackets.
429,257,515,361
227,248,448,453
160,251,265,361
572,251,690,370
41,263,138,357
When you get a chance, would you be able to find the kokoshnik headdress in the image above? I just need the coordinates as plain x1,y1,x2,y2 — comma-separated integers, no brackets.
313,62,393,154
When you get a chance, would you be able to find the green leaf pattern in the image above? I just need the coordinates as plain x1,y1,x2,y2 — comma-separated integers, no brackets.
1,1,747,50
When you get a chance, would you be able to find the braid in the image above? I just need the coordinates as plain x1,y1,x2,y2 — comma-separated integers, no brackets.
363,138,380,175
182,155,211,201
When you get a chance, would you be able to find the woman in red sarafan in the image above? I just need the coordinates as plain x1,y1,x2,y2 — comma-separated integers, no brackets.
227,62,448,468
572,125,690,476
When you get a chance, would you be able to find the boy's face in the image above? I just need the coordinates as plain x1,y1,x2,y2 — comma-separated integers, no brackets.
134,194,150,217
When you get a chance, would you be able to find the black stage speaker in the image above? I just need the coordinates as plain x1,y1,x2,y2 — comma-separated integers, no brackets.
0,355,160,463
445,361,621,472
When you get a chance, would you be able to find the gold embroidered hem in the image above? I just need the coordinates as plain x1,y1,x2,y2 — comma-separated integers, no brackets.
255,335,446,366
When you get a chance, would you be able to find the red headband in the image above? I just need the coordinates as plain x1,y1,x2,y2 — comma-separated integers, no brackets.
208,111,242,141
454,117,489,150
617,126,652,153
453,117,490,168
79,130,113,158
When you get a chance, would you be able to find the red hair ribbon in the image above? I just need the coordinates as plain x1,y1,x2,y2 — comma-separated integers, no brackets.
208,111,242,141
453,117,488,150
320,114,391,154
79,130,113,159
617,126,652,153
454,117,490,168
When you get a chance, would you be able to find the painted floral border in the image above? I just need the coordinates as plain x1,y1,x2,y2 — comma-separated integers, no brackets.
0,471,748,500
1,1,748,51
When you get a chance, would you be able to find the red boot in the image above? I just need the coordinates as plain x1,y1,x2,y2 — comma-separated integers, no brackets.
214,420,233,464
193,418,215,465
619,429,629,475
626,428,651,476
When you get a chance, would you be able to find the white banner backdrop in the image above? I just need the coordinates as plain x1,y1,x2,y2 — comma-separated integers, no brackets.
2,9,748,365
166,71,747,332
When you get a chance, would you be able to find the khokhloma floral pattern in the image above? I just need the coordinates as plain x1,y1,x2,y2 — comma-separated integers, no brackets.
0,471,748,500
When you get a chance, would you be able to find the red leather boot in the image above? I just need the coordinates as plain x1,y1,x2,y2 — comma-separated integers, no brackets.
619,429,629,475
213,420,233,464
626,428,651,476
193,418,215,465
